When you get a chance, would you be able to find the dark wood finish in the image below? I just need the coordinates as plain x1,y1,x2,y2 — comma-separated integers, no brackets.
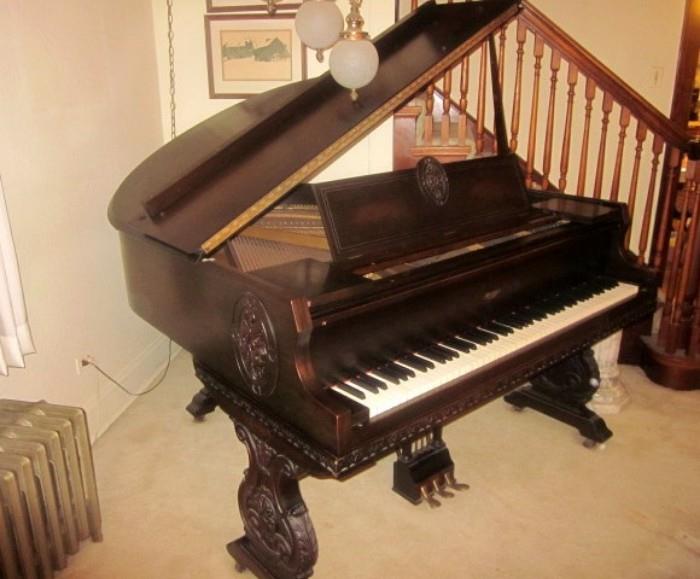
640,336,700,390
504,349,612,445
111,3,664,575
110,0,521,257
185,387,218,420
669,0,700,130
310,154,531,269
227,422,317,579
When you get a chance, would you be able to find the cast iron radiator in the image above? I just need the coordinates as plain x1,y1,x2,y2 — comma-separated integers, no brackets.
0,400,102,578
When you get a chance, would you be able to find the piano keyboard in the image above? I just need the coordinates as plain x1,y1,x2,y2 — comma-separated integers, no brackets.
330,278,639,419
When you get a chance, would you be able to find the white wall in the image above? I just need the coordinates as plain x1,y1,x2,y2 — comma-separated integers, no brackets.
0,1,167,438
532,0,684,114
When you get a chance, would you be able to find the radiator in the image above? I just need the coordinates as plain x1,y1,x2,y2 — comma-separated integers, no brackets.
0,400,102,579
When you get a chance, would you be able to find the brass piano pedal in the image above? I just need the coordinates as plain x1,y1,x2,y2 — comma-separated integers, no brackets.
420,484,441,509
392,427,466,506
433,478,454,498
445,471,470,492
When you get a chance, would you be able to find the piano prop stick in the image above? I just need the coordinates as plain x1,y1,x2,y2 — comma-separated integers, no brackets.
109,1,660,576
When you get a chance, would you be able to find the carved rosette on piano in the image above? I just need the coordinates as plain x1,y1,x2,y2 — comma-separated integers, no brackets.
109,1,658,577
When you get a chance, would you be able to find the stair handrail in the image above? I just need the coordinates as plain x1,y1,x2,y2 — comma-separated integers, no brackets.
519,0,687,150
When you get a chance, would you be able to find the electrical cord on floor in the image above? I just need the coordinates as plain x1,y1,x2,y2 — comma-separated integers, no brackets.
84,339,174,397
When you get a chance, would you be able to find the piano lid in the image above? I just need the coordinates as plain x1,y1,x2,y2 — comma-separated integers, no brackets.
109,0,519,258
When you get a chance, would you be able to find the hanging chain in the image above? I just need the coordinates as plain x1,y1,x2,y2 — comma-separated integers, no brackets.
167,0,177,139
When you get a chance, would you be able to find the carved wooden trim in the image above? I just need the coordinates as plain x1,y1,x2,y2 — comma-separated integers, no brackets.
233,422,318,579
197,293,655,479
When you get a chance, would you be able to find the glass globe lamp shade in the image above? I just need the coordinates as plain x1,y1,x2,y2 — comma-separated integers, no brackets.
294,1,344,61
329,38,379,100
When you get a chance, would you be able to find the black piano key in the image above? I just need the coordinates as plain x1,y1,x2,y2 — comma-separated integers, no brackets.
480,322,512,336
457,327,495,344
494,315,525,329
385,360,416,379
417,346,450,364
507,313,535,326
351,373,387,391
440,336,475,352
334,383,367,400
370,366,403,384
430,343,459,359
398,353,434,372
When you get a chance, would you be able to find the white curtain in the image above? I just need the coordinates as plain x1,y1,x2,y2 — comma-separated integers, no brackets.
0,175,34,375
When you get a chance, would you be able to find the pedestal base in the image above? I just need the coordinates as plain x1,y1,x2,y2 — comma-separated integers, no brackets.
640,335,700,391
504,348,613,445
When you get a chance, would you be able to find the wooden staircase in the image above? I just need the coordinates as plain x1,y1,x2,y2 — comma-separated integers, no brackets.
394,0,698,389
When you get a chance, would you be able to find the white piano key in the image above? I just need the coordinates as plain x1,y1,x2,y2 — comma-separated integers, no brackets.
332,282,639,419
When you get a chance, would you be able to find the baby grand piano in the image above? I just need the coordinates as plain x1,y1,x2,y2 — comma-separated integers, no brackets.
109,1,657,577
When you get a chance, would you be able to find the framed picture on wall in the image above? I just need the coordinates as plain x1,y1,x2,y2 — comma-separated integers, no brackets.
395,0,426,22
206,1,301,13
205,13,307,99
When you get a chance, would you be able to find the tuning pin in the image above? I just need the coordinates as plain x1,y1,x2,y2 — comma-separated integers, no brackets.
446,471,470,491
433,478,454,498
420,485,441,509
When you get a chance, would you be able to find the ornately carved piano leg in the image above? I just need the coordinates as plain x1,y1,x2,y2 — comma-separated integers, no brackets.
185,387,218,420
228,422,318,579
504,348,613,447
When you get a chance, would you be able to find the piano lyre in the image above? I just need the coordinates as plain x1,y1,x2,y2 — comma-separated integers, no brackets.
109,1,658,577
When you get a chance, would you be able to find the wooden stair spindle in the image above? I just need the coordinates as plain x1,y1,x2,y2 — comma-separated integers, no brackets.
593,92,614,199
659,158,696,348
498,26,507,93
576,77,597,196
424,82,435,146
652,147,682,272
476,42,488,155
510,19,527,153
558,62,579,192
458,55,470,147
541,49,561,190
625,120,649,248
637,134,665,263
441,70,453,145
525,35,545,188
610,107,632,202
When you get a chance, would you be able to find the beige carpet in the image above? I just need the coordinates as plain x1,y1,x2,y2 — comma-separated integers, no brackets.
57,352,700,579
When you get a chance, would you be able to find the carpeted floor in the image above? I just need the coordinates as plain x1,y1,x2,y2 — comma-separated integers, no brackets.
57,352,700,579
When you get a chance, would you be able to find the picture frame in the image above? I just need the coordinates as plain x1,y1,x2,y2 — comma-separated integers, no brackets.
205,13,307,99
206,1,301,13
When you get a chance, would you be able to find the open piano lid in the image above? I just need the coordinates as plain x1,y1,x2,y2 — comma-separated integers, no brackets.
109,0,520,258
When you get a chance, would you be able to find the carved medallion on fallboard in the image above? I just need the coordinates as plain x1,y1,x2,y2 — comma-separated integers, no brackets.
416,156,450,207
232,292,278,397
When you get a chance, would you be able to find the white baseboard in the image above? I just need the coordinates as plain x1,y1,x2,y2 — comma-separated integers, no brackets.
90,336,181,441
